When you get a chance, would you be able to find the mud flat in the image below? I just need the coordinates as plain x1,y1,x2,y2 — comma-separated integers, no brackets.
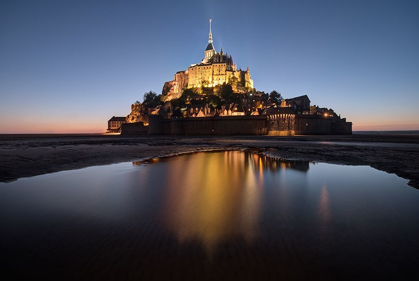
1,133,418,188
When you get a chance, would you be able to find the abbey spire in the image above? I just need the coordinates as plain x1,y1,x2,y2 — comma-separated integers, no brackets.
162,18,253,100
204,19,216,60
208,18,213,44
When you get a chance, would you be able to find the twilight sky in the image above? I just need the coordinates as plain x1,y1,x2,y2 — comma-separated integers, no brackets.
1,0,418,133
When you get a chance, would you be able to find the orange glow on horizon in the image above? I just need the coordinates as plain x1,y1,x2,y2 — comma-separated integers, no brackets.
352,123,419,131
1,116,419,134
0,122,107,134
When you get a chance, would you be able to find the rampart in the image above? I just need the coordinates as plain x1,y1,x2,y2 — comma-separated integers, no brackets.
125,113,352,135
266,108,296,136
294,115,352,135
149,116,267,135
120,122,148,135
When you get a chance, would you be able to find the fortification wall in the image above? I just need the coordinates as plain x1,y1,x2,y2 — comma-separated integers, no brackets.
120,122,148,135
267,114,295,136
143,115,352,135
148,116,171,135
294,115,331,135
331,120,353,135
294,115,352,135
149,116,267,135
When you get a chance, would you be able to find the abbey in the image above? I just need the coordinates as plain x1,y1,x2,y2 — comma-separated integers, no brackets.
109,20,352,135
162,20,253,101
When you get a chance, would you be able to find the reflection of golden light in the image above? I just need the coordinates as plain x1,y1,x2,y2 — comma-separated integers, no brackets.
157,152,310,256
319,184,330,235
161,151,263,256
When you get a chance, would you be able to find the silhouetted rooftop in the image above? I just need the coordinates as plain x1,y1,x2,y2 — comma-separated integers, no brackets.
108,116,126,122
205,43,215,51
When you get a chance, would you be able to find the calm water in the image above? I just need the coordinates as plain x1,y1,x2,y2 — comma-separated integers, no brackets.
1,151,418,280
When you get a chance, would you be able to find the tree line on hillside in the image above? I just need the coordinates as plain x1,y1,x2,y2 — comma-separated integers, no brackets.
142,84,283,110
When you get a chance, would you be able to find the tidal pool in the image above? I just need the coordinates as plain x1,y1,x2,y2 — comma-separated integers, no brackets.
1,151,418,280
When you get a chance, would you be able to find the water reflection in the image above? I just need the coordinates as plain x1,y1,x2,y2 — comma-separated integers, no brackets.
133,151,310,172
1,152,418,280
143,151,309,255
319,184,330,235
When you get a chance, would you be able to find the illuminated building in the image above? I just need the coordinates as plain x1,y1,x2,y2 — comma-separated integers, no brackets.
107,116,126,133
162,19,254,101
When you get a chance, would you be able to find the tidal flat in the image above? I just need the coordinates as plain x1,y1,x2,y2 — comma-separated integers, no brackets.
1,150,419,280
1,133,419,188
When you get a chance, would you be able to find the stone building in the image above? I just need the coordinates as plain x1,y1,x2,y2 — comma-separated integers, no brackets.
107,116,126,133
162,19,253,101
310,105,336,117
284,95,311,114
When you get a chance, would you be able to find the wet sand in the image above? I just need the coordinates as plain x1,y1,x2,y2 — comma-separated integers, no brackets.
1,135,419,280
2,151,418,281
1,133,419,188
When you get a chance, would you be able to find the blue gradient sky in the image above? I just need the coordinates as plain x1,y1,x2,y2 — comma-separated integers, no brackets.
1,0,418,133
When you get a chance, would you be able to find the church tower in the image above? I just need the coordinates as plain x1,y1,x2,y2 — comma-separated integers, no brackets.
204,19,216,60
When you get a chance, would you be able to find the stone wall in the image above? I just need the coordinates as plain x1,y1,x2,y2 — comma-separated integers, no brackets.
148,116,171,135
294,115,352,135
149,116,267,135
295,115,330,135
267,112,296,136
120,122,148,135
138,114,352,136
331,119,353,135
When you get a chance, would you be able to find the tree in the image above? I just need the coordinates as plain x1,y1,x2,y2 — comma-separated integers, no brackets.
201,86,214,96
207,95,221,109
171,88,197,107
220,84,233,101
171,98,184,108
230,93,242,104
269,90,283,104
214,85,222,97
181,88,196,103
143,91,161,108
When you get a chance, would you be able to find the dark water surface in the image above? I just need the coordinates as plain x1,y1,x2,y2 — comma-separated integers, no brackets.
1,151,418,280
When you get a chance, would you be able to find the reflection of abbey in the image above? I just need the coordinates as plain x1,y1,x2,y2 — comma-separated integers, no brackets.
107,19,352,135
162,19,253,100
